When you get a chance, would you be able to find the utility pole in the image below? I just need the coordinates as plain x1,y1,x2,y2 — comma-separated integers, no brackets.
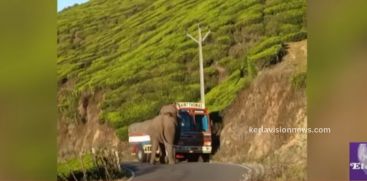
187,24,210,108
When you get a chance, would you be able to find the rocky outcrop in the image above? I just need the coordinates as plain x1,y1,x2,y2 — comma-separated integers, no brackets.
57,91,130,161
214,40,307,180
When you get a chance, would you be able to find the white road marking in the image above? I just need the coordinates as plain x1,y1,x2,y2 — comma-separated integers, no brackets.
124,166,135,181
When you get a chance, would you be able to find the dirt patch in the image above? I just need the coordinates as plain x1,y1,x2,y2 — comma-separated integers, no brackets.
214,61,227,82
213,40,307,180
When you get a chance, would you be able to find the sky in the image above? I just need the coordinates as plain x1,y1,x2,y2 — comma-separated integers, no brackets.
57,0,89,12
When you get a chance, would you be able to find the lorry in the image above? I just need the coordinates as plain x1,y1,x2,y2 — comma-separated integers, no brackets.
128,102,212,162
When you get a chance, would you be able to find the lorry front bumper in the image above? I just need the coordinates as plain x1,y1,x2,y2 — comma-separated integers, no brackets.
131,144,212,155
174,145,212,154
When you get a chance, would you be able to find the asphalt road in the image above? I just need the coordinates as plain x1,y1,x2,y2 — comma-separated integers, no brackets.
123,162,249,181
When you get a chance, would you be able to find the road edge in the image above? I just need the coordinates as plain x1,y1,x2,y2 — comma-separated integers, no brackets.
124,166,135,181
209,161,253,180
209,161,251,171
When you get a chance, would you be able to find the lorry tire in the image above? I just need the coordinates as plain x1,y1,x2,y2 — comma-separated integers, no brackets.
137,146,147,163
187,154,199,162
201,154,210,162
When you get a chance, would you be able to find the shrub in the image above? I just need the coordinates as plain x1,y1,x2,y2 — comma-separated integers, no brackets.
57,148,129,181
291,72,307,89
282,31,307,42
211,15,235,27
172,51,194,65
236,12,263,27
264,15,282,36
105,112,123,128
246,57,257,79
241,23,264,35
168,72,186,82
248,44,284,68
275,8,305,24
218,57,239,74
248,36,282,55
116,126,129,141
206,71,251,112
57,154,94,179
216,36,234,45
216,24,235,34
279,24,301,35
264,1,305,15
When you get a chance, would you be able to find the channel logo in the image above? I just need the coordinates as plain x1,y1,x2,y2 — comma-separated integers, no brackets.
350,142,367,180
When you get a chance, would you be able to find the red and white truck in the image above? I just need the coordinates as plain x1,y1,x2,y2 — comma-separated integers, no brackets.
128,102,212,162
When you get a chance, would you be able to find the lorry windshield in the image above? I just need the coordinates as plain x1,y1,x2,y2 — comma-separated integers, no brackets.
179,110,194,131
178,110,209,132
195,114,209,131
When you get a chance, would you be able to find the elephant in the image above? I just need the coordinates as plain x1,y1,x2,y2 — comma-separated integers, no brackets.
128,104,178,164
147,104,178,164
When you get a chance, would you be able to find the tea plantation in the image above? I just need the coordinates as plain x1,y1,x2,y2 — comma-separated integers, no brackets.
57,0,307,140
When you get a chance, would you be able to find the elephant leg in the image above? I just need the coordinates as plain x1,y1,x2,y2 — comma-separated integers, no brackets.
159,143,166,163
150,140,158,164
164,142,175,164
163,118,176,164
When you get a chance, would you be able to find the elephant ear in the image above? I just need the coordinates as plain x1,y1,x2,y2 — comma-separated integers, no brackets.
160,104,177,117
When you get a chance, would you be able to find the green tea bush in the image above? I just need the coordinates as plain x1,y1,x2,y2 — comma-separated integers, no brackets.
275,8,305,24
264,1,304,15
279,24,301,35
206,71,251,112
282,31,307,42
248,44,284,68
248,36,282,55
57,149,129,180
218,57,239,74
241,23,265,35
216,36,234,45
236,12,264,27
216,24,236,35
57,154,94,178
116,126,129,140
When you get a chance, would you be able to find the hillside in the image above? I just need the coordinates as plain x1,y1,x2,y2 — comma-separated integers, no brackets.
57,0,307,157
214,40,307,180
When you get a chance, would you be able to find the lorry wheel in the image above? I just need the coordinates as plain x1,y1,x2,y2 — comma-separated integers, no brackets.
187,154,199,162
137,146,147,163
201,154,210,162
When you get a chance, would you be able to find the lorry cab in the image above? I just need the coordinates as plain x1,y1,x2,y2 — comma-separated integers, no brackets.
174,102,212,161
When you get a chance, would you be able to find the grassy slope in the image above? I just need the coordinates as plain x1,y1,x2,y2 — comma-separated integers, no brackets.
57,0,307,140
